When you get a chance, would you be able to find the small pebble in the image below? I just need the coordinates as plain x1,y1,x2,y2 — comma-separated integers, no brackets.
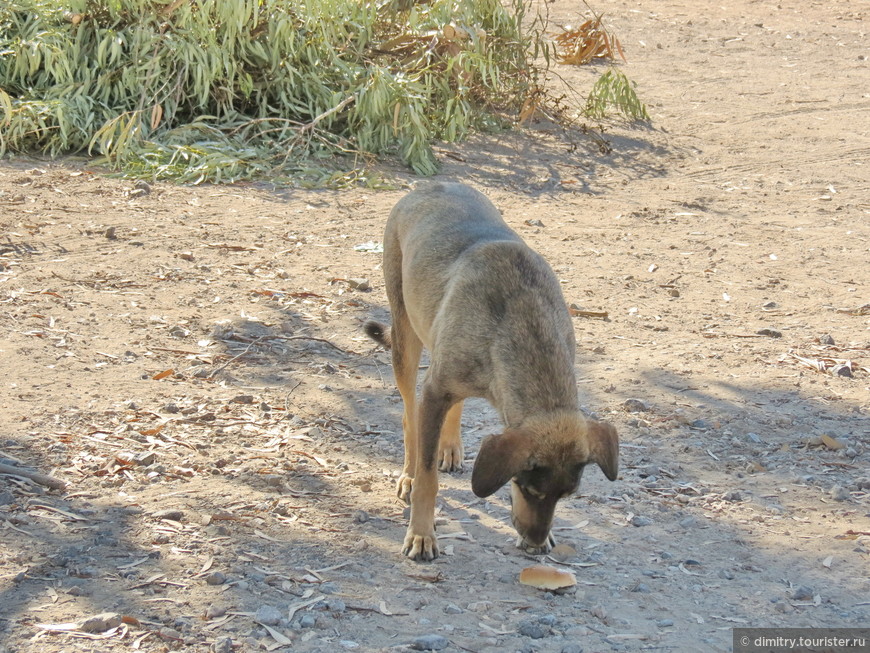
410,634,449,651
792,585,814,601
656,619,674,628
819,334,835,345
832,364,852,378
158,627,183,641
538,614,558,627
353,510,370,523
746,432,763,444
205,605,226,619
723,490,743,502
678,516,697,529
444,603,463,614
830,485,849,501
562,645,584,653
631,515,654,527
623,398,649,413
205,571,227,586
79,612,121,633
348,278,370,291
255,605,283,626
212,636,234,653
632,583,651,593
153,509,185,521
299,614,316,628
518,621,548,639
756,328,782,338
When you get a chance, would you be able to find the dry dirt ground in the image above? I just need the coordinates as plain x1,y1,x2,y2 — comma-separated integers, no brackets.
1,1,868,652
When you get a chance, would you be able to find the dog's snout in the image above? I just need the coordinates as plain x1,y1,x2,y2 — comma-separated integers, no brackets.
510,481,558,553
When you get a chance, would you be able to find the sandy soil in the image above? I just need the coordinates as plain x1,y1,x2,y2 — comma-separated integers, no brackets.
1,1,868,652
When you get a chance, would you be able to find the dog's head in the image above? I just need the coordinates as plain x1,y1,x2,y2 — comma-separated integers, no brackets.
471,413,618,554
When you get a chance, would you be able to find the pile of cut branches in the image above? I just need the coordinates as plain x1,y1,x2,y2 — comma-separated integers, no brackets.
0,0,541,183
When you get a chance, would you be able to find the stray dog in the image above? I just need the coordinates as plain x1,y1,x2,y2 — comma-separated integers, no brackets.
365,182,618,561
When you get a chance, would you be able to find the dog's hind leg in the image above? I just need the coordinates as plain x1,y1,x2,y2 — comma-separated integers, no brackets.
391,312,423,504
438,401,464,472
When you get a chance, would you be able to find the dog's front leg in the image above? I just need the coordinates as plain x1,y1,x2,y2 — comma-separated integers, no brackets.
403,382,451,561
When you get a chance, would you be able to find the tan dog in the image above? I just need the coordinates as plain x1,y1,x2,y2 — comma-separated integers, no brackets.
365,182,618,561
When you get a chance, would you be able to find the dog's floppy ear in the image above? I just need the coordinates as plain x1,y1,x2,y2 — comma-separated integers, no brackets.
586,420,619,481
471,429,533,498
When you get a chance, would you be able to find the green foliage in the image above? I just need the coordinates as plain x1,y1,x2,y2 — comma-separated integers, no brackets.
583,68,649,122
0,0,540,182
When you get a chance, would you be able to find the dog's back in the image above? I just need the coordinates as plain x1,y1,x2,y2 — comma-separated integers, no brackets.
383,182,577,427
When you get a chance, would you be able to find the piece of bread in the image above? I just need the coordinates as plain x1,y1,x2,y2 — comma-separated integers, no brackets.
519,564,577,590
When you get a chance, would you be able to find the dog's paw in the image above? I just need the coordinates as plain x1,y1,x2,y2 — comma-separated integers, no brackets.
396,474,414,504
517,532,556,555
438,442,465,473
403,528,439,561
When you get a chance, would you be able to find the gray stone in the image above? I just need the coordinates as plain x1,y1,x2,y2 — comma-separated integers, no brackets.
79,612,121,633
410,634,449,651
348,278,370,291
792,585,814,601
538,614,558,626
299,614,316,628
153,509,185,521
255,605,283,626
205,571,227,586
631,515,654,527
623,398,649,413
830,485,850,501
206,605,227,619
833,364,853,378
656,619,674,628
518,620,548,639
444,603,463,614
819,334,835,345
678,516,697,529
723,490,743,502
212,636,234,653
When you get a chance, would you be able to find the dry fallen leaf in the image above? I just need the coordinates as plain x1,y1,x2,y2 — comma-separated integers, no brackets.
554,16,626,66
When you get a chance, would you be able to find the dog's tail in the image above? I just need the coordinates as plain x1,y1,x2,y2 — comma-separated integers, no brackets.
363,320,392,349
